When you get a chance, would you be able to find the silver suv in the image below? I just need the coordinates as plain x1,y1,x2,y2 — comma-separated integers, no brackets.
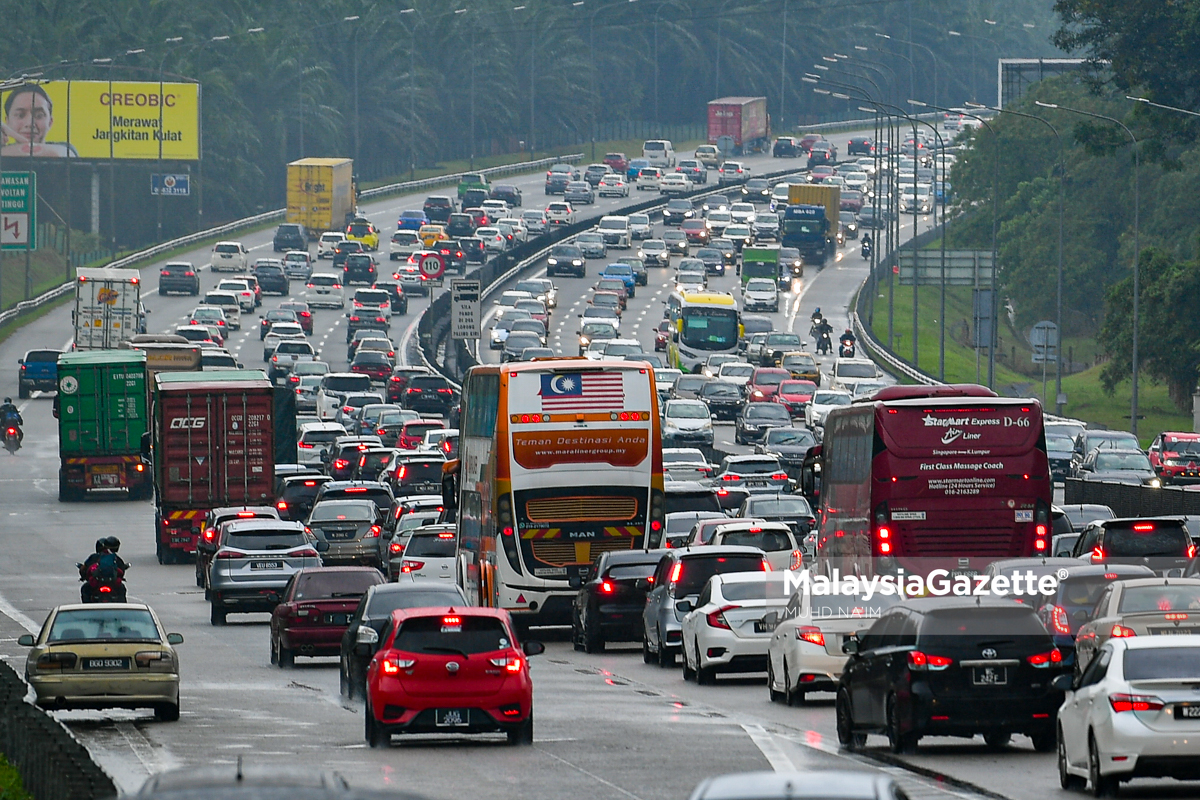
208,520,326,625
306,499,386,569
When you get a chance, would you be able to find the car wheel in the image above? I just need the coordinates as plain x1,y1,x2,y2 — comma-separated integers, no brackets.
657,631,674,668
697,654,716,686
154,702,181,722
984,731,1011,750
210,604,226,626
642,634,655,664
1088,734,1118,796
886,694,918,754
1059,726,1087,790
767,661,784,703
1031,726,1056,753
583,616,605,654
507,711,534,745
836,690,866,750
682,644,696,681
365,701,390,748
784,662,805,706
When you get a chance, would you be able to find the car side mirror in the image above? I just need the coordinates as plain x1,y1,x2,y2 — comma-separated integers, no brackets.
842,635,859,655
167,633,185,645
315,540,330,553
1051,673,1074,692
636,578,652,591
266,592,281,604
16,359,23,365
675,599,694,614
523,640,545,656
17,634,34,646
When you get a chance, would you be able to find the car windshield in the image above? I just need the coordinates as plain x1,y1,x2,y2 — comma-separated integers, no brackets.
214,244,240,254
764,429,815,447
814,392,851,406
747,280,775,292
1046,434,1074,453
837,363,877,378
405,532,458,558
366,589,465,618
746,405,789,421
727,459,780,474
324,376,371,392
753,372,786,386
393,615,509,655
293,571,379,600
629,215,649,225
47,609,159,643
668,403,709,419
397,461,444,482
1094,453,1152,471
311,501,376,523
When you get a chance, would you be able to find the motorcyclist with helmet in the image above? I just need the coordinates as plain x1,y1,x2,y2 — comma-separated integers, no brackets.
0,397,22,443
79,536,129,602
840,327,857,358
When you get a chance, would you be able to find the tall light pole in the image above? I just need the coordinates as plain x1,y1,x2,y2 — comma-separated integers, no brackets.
1038,100,1140,434
876,33,938,109
780,0,788,129
947,30,1000,105
399,7,419,179
344,16,361,164
970,100,1064,413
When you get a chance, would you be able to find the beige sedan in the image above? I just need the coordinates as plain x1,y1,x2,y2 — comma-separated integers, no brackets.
20,602,183,721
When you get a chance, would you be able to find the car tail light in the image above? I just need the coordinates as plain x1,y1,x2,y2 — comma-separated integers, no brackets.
907,651,952,671
796,626,824,646
761,558,772,572
389,542,404,554
1132,523,1155,532
489,655,524,673
706,605,736,630
1110,624,1137,638
215,551,245,559
1049,605,1071,635
771,472,788,481
669,562,683,584
601,581,614,594
36,652,78,670
160,270,170,276
1027,649,1063,668
789,549,804,570
292,548,320,558
382,657,415,674
333,459,349,470
367,525,382,538
1091,546,1105,562
400,560,424,572
1109,693,1164,712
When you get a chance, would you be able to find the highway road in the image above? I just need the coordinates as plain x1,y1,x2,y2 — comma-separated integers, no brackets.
0,129,1088,800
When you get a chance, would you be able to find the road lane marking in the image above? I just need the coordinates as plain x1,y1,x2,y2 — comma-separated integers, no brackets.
535,747,647,800
0,591,39,633
741,723,798,771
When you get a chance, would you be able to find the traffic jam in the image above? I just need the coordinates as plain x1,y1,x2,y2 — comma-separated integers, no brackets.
5,123,1200,800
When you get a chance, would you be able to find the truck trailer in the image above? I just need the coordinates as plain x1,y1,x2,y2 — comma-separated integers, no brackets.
783,184,841,266
73,268,143,350
286,158,355,233
707,97,770,156
56,350,152,501
151,370,275,564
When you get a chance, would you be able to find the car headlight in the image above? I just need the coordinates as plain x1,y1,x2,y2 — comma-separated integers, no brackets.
1150,478,1162,488
579,336,590,345
546,258,558,265
573,259,583,266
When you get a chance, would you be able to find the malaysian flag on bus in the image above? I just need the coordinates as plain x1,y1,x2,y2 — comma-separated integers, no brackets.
538,372,625,412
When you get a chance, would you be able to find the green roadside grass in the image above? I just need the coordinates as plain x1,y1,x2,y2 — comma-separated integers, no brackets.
0,754,32,800
868,280,1189,445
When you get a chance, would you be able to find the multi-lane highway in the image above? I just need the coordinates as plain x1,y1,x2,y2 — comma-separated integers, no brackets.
0,131,1039,800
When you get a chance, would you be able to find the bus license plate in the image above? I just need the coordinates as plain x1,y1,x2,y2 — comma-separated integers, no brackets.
972,666,1007,686
1175,704,1200,719
251,561,283,570
435,709,470,727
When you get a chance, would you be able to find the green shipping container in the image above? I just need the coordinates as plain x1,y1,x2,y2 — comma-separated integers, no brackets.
57,351,148,456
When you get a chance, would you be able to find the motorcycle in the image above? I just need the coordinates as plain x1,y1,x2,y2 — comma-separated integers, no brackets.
817,331,833,355
860,240,872,260
77,561,128,603
3,424,20,454
839,338,856,358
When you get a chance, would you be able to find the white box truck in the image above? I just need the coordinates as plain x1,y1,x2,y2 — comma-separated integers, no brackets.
73,268,143,350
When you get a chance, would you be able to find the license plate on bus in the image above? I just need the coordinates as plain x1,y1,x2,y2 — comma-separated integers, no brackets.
435,709,470,727
972,666,1007,686
1175,704,1200,719
251,561,283,570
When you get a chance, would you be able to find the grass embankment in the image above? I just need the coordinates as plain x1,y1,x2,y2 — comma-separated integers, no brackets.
361,137,707,190
0,754,32,800
868,281,1189,446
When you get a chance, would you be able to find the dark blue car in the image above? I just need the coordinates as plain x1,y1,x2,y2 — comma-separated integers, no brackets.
18,349,60,398
396,210,428,231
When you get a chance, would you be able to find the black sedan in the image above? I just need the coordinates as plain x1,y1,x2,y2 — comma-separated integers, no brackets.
772,137,800,157
339,580,467,698
571,550,661,653
836,596,1066,754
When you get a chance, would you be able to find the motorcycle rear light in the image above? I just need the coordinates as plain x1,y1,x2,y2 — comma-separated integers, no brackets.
98,585,112,593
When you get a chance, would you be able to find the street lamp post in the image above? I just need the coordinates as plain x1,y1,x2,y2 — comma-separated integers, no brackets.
947,30,1000,105
970,101,1064,413
1037,100,1140,434
875,33,938,108
344,16,361,164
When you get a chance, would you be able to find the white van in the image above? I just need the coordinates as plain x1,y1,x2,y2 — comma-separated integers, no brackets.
643,139,676,168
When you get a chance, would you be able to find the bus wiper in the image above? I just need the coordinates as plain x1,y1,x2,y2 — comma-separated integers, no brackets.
422,645,469,658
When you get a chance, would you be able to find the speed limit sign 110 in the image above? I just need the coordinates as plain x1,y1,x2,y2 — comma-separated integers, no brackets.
419,252,445,285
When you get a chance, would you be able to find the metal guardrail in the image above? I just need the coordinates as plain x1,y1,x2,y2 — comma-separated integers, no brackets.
0,155,584,330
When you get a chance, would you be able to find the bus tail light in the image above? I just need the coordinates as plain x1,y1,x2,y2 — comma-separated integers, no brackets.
498,494,522,575
649,489,664,536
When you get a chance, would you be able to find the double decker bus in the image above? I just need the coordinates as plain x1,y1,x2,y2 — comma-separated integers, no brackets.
451,359,664,629
814,385,1052,577
665,289,741,373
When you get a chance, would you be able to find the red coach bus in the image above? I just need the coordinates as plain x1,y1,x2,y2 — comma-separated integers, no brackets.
814,385,1052,577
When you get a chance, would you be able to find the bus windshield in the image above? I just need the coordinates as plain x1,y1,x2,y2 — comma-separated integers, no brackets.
681,308,739,350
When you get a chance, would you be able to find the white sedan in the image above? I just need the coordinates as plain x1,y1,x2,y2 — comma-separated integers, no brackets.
766,578,900,706
659,173,691,196
681,572,788,684
598,173,630,197
215,279,256,312
805,389,853,428
1056,636,1200,795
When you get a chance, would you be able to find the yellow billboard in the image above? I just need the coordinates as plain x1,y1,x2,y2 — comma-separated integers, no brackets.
0,81,200,160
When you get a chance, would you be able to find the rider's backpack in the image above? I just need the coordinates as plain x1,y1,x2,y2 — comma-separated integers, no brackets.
91,552,121,581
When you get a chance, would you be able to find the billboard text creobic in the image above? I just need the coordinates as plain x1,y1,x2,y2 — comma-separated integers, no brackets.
0,81,200,161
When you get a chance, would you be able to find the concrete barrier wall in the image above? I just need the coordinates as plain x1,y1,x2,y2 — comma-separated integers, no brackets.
1063,478,1200,518
0,660,116,800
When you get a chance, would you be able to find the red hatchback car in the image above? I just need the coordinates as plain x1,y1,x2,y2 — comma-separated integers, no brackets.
774,379,817,417
269,567,384,666
364,607,544,747
398,419,445,450
746,367,790,402
1149,431,1200,484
